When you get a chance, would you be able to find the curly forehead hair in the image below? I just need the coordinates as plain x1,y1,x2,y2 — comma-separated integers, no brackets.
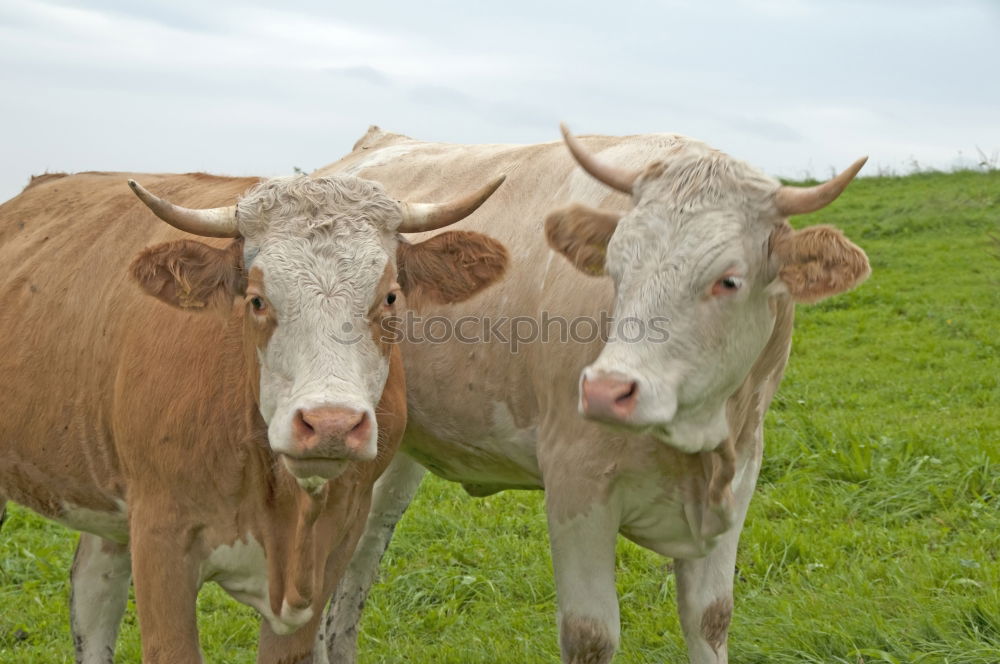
235,175,402,238
637,138,781,214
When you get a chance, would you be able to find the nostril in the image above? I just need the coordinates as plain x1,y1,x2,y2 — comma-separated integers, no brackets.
344,412,376,461
344,411,372,453
581,374,639,421
293,406,372,456
293,409,315,438
349,411,368,436
616,381,638,404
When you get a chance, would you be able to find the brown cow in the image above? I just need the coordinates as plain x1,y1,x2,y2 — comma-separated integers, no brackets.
317,126,870,664
0,169,506,663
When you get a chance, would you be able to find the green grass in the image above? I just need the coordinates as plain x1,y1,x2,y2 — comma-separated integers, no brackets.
2,170,998,662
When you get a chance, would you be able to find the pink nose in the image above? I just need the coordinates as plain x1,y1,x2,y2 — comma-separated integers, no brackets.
291,406,372,458
581,374,639,421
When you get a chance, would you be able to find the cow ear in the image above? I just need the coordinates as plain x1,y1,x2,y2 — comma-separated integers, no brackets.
772,224,870,303
545,203,621,276
130,239,245,315
397,231,508,304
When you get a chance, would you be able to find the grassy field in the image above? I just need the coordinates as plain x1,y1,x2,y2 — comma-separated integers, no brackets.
2,170,998,663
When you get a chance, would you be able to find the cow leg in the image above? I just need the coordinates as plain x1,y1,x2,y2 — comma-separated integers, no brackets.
0,498,6,534
129,515,204,664
674,456,758,664
545,491,621,664
673,531,740,664
259,607,327,664
321,453,426,664
70,533,131,664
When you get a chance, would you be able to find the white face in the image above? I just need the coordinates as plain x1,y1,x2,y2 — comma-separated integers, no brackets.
581,193,780,453
237,176,403,482
558,135,869,453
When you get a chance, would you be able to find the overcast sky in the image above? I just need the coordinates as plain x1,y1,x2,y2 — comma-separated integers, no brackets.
1,0,998,202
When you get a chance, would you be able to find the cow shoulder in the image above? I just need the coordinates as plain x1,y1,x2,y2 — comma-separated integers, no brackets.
23,172,70,191
351,125,413,153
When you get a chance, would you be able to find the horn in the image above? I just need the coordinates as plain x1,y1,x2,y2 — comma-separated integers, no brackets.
128,179,239,238
560,123,642,195
398,174,506,233
774,157,868,216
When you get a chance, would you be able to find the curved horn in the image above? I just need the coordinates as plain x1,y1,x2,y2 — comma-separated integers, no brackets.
774,157,868,216
398,174,506,233
560,123,642,195
128,179,239,238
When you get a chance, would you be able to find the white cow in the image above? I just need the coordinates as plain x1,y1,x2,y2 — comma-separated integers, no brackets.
316,125,871,664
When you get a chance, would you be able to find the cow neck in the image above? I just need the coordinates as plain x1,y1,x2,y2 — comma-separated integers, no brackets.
683,294,796,548
224,317,404,618
218,313,332,614
272,482,328,615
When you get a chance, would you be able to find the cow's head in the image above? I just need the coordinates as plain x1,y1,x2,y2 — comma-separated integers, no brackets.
546,125,869,453
129,174,507,486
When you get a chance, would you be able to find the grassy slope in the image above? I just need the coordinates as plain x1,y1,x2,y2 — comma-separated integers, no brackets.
1,171,998,663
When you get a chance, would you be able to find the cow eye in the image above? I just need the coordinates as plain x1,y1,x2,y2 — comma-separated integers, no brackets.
721,276,741,290
250,296,266,312
382,284,402,310
711,275,742,296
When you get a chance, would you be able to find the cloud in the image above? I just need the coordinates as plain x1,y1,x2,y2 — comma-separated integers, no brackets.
408,84,553,130
1,0,998,202
326,65,394,87
724,116,803,144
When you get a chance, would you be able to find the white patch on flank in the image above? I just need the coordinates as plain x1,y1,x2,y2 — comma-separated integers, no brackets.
406,401,540,487
481,401,541,481
58,501,129,543
202,536,314,635
490,402,536,451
